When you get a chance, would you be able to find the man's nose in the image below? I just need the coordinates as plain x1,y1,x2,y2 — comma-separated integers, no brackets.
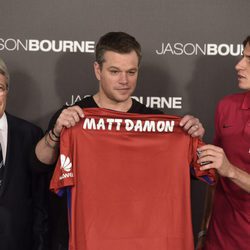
235,57,246,71
119,72,128,84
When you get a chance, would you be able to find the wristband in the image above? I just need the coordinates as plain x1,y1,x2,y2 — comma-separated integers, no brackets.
45,133,58,149
48,131,60,142
52,127,60,139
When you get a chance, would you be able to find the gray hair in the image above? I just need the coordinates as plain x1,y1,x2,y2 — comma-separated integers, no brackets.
0,57,9,88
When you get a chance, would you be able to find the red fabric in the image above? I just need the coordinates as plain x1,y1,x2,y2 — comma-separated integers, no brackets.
50,108,215,250
204,92,250,250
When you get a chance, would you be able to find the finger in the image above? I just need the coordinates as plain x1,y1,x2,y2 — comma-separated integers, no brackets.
67,106,84,118
197,155,214,165
179,115,194,127
198,144,222,153
66,110,81,123
198,149,221,161
56,114,76,130
180,117,204,139
68,117,77,127
180,115,198,129
190,124,205,138
200,163,214,171
61,106,84,124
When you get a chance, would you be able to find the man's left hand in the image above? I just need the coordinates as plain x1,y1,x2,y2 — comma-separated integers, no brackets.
180,115,205,139
197,144,233,177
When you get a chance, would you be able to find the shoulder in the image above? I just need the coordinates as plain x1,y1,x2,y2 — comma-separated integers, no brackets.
215,92,247,120
58,95,97,111
6,113,43,136
216,92,248,114
218,92,245,106
74,95,97,108
7,113,41,130
129,98,164,114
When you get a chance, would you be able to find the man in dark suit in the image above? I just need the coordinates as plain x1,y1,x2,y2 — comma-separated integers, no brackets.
0,57,48,250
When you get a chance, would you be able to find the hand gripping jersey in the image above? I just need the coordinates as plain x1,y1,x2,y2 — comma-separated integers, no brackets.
50,108,215,250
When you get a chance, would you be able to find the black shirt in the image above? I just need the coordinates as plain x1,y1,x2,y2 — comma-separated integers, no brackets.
47,96,163,131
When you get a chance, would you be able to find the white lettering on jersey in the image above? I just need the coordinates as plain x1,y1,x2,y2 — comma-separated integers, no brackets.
83,118,175,133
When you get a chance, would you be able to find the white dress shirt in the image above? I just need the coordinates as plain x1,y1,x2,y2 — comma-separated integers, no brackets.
0,113,8,163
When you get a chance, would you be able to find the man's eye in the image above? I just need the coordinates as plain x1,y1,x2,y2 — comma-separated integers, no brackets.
110,70,119,74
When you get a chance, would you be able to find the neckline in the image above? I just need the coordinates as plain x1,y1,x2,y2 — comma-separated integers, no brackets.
92,95,134,113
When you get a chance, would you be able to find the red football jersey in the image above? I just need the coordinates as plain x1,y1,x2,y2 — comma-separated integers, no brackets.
50,108,215,250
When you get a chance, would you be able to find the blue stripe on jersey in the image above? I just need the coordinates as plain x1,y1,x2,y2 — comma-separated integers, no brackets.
67,187,72,226
190,166,214,185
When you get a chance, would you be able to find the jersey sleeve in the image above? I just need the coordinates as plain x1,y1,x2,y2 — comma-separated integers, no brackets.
50,128,75,195
190,138,217,185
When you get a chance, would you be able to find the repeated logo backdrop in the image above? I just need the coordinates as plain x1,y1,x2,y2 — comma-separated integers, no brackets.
1,0,249,248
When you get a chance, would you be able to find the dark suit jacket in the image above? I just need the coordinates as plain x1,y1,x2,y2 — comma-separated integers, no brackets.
0,113,48,250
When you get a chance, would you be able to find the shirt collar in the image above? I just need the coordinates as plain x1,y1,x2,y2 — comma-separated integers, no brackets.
0,113,7,131
241,91,250,110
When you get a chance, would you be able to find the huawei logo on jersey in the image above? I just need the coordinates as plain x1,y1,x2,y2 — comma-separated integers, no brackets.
59,154,74,180
60,154,72,172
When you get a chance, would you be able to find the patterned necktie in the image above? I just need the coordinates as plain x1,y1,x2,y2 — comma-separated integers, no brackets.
0,142,4,187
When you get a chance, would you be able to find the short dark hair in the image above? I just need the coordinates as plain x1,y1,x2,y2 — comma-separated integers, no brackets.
95,32,142,68
243,36,250,48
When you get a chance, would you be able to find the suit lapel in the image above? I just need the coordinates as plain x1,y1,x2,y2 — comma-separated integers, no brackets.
0,113,13,197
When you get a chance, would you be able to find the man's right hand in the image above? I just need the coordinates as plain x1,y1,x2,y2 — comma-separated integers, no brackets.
53,106,84,136
34,106,84,166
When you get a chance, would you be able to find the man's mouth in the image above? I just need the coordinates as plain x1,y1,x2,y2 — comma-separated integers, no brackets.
238,74,246,79
116,88,130,90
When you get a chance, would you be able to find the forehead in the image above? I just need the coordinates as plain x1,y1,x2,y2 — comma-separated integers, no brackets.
102,51,139,67
243,43,250,55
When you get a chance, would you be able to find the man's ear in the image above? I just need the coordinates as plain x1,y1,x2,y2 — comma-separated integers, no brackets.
94,62,101,81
